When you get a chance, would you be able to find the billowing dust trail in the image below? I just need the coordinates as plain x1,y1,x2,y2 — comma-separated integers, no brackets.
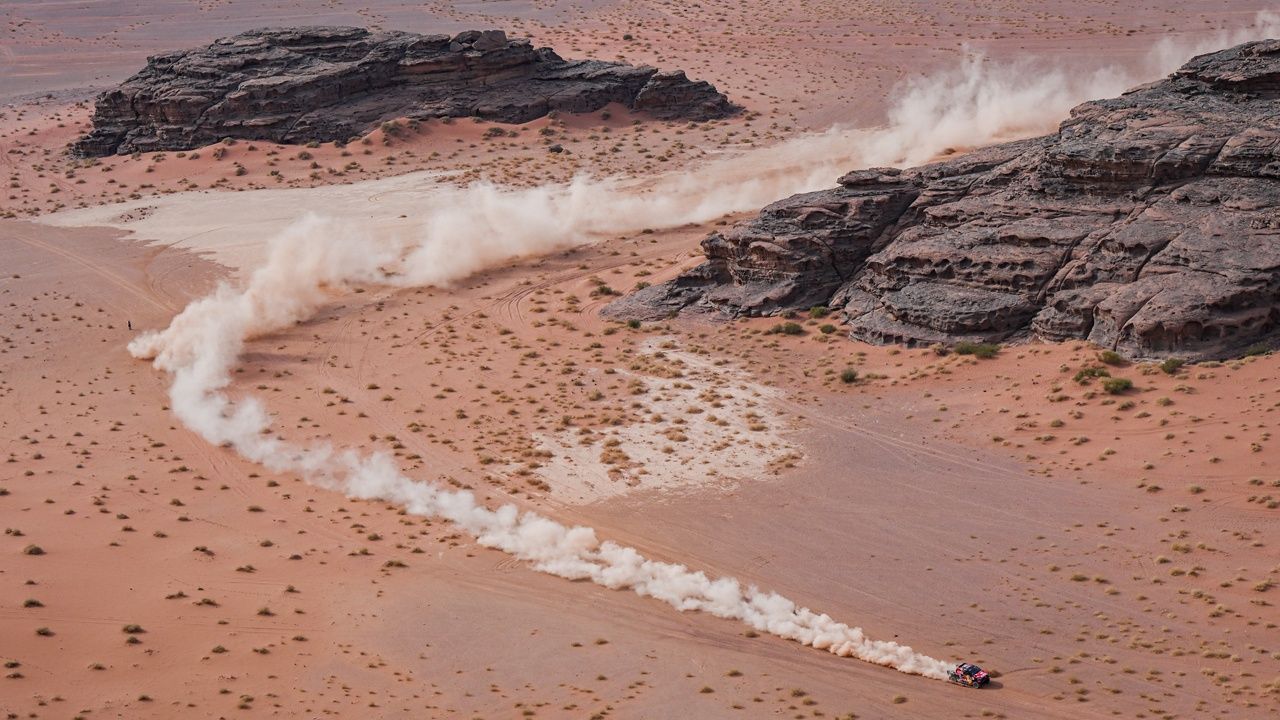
127,17,1279,683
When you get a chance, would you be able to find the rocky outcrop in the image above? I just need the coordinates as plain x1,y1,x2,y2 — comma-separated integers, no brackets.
74,27,737,156
611,40,1280,360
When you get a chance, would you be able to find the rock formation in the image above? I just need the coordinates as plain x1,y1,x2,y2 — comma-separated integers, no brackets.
610,40,1280,360
74,27,737,156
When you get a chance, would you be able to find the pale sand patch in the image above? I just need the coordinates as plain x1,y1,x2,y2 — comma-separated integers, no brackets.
530,336,799,503
38,168,458,272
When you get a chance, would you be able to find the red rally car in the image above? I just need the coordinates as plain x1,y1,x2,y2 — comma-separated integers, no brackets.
948,663,991,688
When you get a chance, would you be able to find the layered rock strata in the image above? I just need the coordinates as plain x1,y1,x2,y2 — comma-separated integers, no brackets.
74,27,737,156
612,40,1280,360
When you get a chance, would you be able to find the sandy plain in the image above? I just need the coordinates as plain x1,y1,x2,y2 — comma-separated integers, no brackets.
2,1,1278,719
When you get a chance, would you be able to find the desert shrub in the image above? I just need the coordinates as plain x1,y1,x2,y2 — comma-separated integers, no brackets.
954,342,1000,359
819,324,836,334
1098,350,1125,366
1159,357,1185,374
627,319,641,329
808,306,830,319
1102,377,1133,394
1074,366,1110,384
770,322,804,336
839,368,858,384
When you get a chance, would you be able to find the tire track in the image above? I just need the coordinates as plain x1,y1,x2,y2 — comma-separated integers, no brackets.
11,229,177,314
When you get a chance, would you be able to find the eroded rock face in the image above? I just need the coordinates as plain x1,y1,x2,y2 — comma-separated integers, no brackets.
74,27,737,156
611,40,1280,360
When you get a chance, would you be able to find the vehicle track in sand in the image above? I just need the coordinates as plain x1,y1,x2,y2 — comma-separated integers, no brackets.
8,223,177,315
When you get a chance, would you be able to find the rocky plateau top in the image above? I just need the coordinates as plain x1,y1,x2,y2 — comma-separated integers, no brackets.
610,40,1280,361
74,26,737,156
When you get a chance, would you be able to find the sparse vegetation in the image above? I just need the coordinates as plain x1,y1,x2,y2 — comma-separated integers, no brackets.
954,342,999,359
1098,350,1124,366
1102,377,1133,394
1074,366,1110,384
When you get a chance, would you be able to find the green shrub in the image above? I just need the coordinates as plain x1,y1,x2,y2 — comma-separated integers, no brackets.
839,368,858,384
1074,366,1110,384
1098,350,1124,366
1159,357,1185,374
954,342,1000,359
819,324,836,334
808,306,830,319
1102,377,1133,394
770,322,804,336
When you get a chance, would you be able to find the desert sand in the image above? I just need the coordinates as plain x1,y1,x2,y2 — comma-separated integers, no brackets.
3,2,1278,719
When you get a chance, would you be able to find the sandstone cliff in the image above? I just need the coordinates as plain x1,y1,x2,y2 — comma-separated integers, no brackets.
610,40,1280,360
74,27,737,156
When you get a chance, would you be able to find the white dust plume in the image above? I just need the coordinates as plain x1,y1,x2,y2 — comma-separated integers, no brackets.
859,9,1280,167
129,215,955,679
130,19,1278,681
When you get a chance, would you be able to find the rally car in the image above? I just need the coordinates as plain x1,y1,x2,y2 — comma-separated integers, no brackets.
948,662,990,688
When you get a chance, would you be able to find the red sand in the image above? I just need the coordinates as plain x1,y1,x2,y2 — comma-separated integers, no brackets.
3,2,1279,718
